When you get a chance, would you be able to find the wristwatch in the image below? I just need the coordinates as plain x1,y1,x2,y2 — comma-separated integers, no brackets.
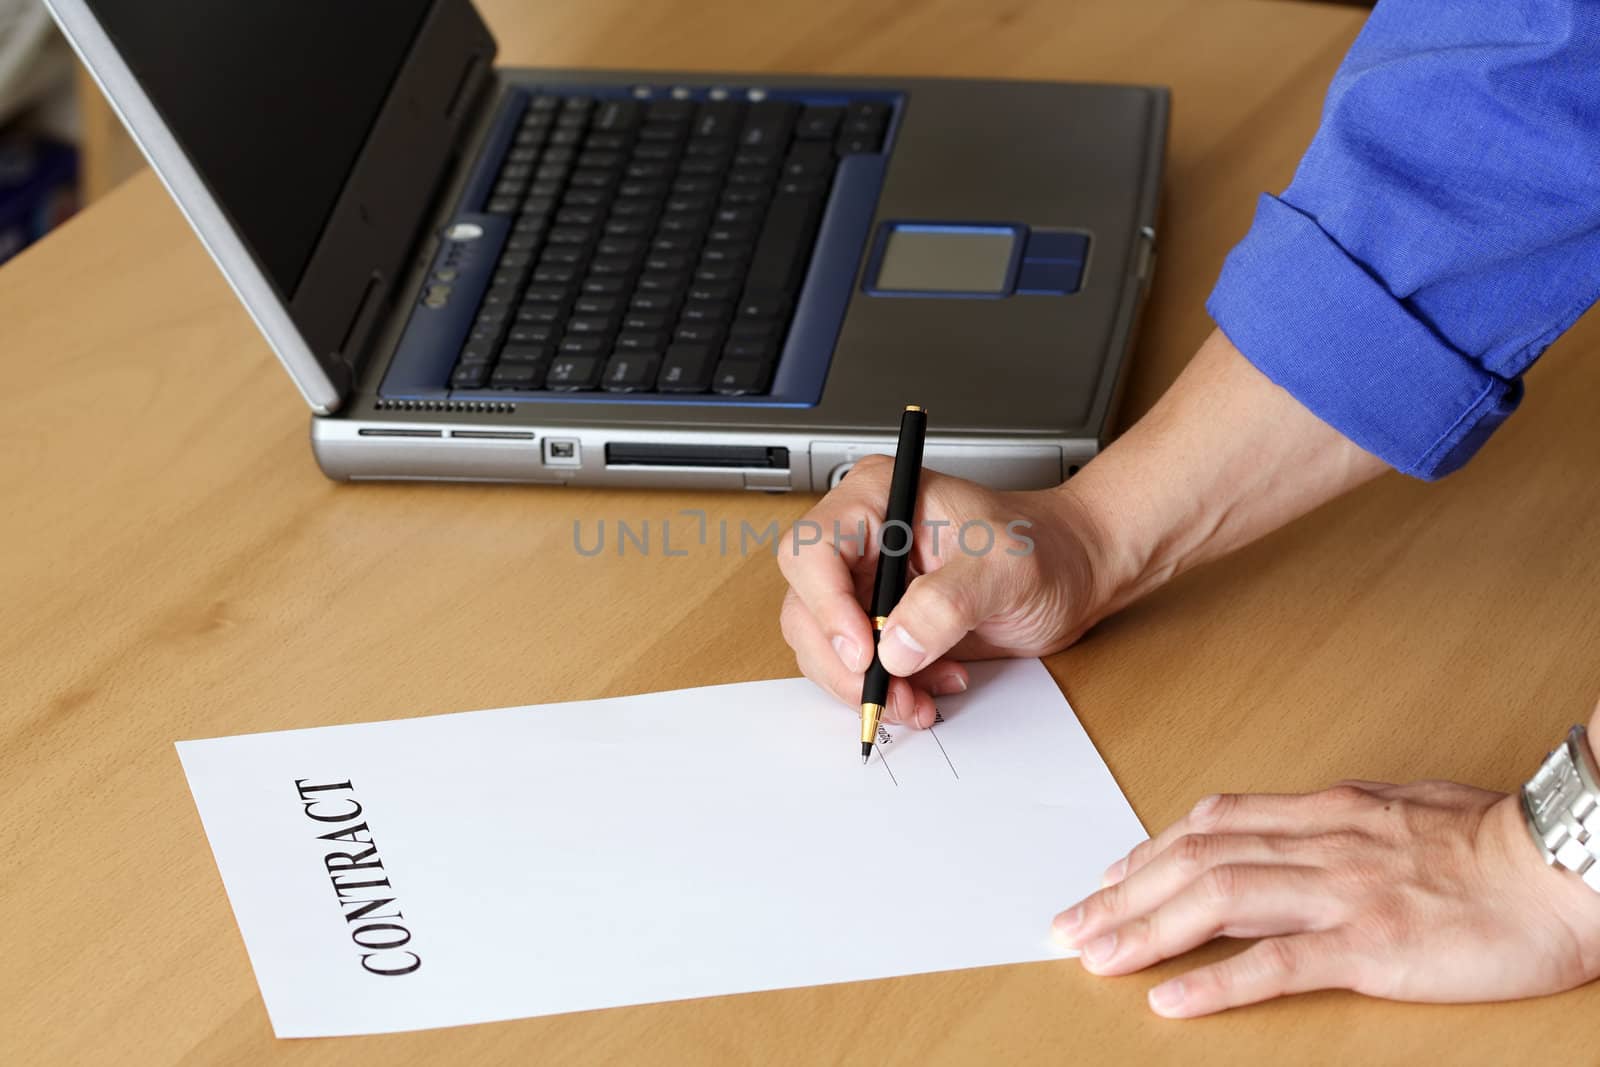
1523,725,1600,892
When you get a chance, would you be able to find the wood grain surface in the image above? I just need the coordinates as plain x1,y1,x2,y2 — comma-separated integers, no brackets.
5,1,1598,1062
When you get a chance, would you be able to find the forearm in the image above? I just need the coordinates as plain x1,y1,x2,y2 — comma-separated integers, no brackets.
1065,328,1388,619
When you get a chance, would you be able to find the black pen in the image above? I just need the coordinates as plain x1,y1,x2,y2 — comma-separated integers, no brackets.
860,405,928,763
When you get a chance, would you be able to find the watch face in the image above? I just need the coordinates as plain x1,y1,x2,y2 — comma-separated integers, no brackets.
1527,747,1581,831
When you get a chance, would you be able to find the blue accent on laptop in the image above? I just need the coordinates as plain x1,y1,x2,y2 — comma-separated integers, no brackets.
1016,229,1089,295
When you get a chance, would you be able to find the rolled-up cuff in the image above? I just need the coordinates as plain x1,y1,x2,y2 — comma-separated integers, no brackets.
1206,194,1521,480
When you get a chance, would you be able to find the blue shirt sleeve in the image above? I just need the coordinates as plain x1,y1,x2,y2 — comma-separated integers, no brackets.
1206,1,1600,479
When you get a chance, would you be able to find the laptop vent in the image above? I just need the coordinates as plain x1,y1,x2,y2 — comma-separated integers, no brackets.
372,398,517,414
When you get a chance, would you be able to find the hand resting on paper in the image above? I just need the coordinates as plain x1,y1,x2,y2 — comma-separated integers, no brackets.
1052,755,1600,1018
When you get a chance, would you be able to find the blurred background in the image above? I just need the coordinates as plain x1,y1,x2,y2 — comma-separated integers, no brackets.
0,0,1372,268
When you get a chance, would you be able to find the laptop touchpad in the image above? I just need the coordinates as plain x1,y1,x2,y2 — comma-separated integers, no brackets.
872,225,1018,295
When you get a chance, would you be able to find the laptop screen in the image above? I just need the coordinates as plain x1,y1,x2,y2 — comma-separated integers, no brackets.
85,2,434,297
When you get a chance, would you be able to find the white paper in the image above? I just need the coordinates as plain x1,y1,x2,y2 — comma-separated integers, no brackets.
176,658,1146,1037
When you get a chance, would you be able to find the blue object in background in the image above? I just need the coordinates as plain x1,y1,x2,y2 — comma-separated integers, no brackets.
0,135,77,265
1206,0,1600,481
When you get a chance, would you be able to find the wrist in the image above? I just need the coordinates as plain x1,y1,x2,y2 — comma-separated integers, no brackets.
1047,473,1157,631
1487,790,1600,975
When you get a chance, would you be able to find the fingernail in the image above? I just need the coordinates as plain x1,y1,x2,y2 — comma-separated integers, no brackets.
831,635,862,672
1053,906,1083,938
1101,857,1127,887
930,673,967,697
887,625,926,656
1148,979,1185,1014
916,704,936,729
1083,932,1118,966
1192,794,1220,816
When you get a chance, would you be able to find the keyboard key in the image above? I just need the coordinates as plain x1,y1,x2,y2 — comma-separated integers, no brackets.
680,300,732,325
618,180,667,199
647,99,696,123
699,244,749,268
631,142,680,162
451,361,492,388
603,218,653,238
517,303,565,325
689,281,737,302
547,226,596,246
739,293,792,319
729,319,782,342
796,105,844,140
575,294,623,316
593,99,640,131
546,354,603,390
658,344,716,392
500,342,553,363
711,358,774,395
674,322,727,347
567,315,618,336
846,100,890,127
784,141,834,177
533,264,581,286
585,132,629,151
745,192,823,294
638,123,688,143
581,276,627,296
556,206,601,227
740,100,798,149
636,272,687,295
559,335,608,355
523,284,573,304
568,170,619,191
602,352,662,393
589,256,640,277
538,245,585,266
629,291,680,314
508,324,557,345
679,157,729,177
693,100,745,140
459,341,497,365
835,134,879,155
650,235,702,258
597,236,644,258
490,361,546,388
724,337,778,362
615,330,668,351
624,311,670,332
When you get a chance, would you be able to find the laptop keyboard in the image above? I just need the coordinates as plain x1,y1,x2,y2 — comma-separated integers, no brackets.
448,92,892,396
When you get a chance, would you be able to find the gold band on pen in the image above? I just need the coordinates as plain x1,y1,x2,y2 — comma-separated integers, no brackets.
860,702,884,746
872,616,888,630
904,404,925,413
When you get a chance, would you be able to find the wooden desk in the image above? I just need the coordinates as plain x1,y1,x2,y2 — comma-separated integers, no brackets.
5,1,1599,1062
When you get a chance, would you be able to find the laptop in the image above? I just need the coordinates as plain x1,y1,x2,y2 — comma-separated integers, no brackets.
48,1,1166,491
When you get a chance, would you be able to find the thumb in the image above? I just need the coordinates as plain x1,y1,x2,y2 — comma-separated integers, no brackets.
875,555,1010,676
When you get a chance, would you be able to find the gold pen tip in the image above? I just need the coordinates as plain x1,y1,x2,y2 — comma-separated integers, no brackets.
904,404,925,413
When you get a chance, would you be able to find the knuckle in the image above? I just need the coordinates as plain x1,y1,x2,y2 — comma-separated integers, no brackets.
1322,784,1374,809
1091,883,1124,922
1171,834,1213,874
1199,864,1241,904
1256,936,1302,979
1190,794,1234,831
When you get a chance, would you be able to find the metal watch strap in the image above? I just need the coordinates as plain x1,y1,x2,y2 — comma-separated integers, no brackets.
1523,725,1600,893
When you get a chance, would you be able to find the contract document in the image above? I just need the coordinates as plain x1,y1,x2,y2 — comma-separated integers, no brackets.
176,658,1145,1037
